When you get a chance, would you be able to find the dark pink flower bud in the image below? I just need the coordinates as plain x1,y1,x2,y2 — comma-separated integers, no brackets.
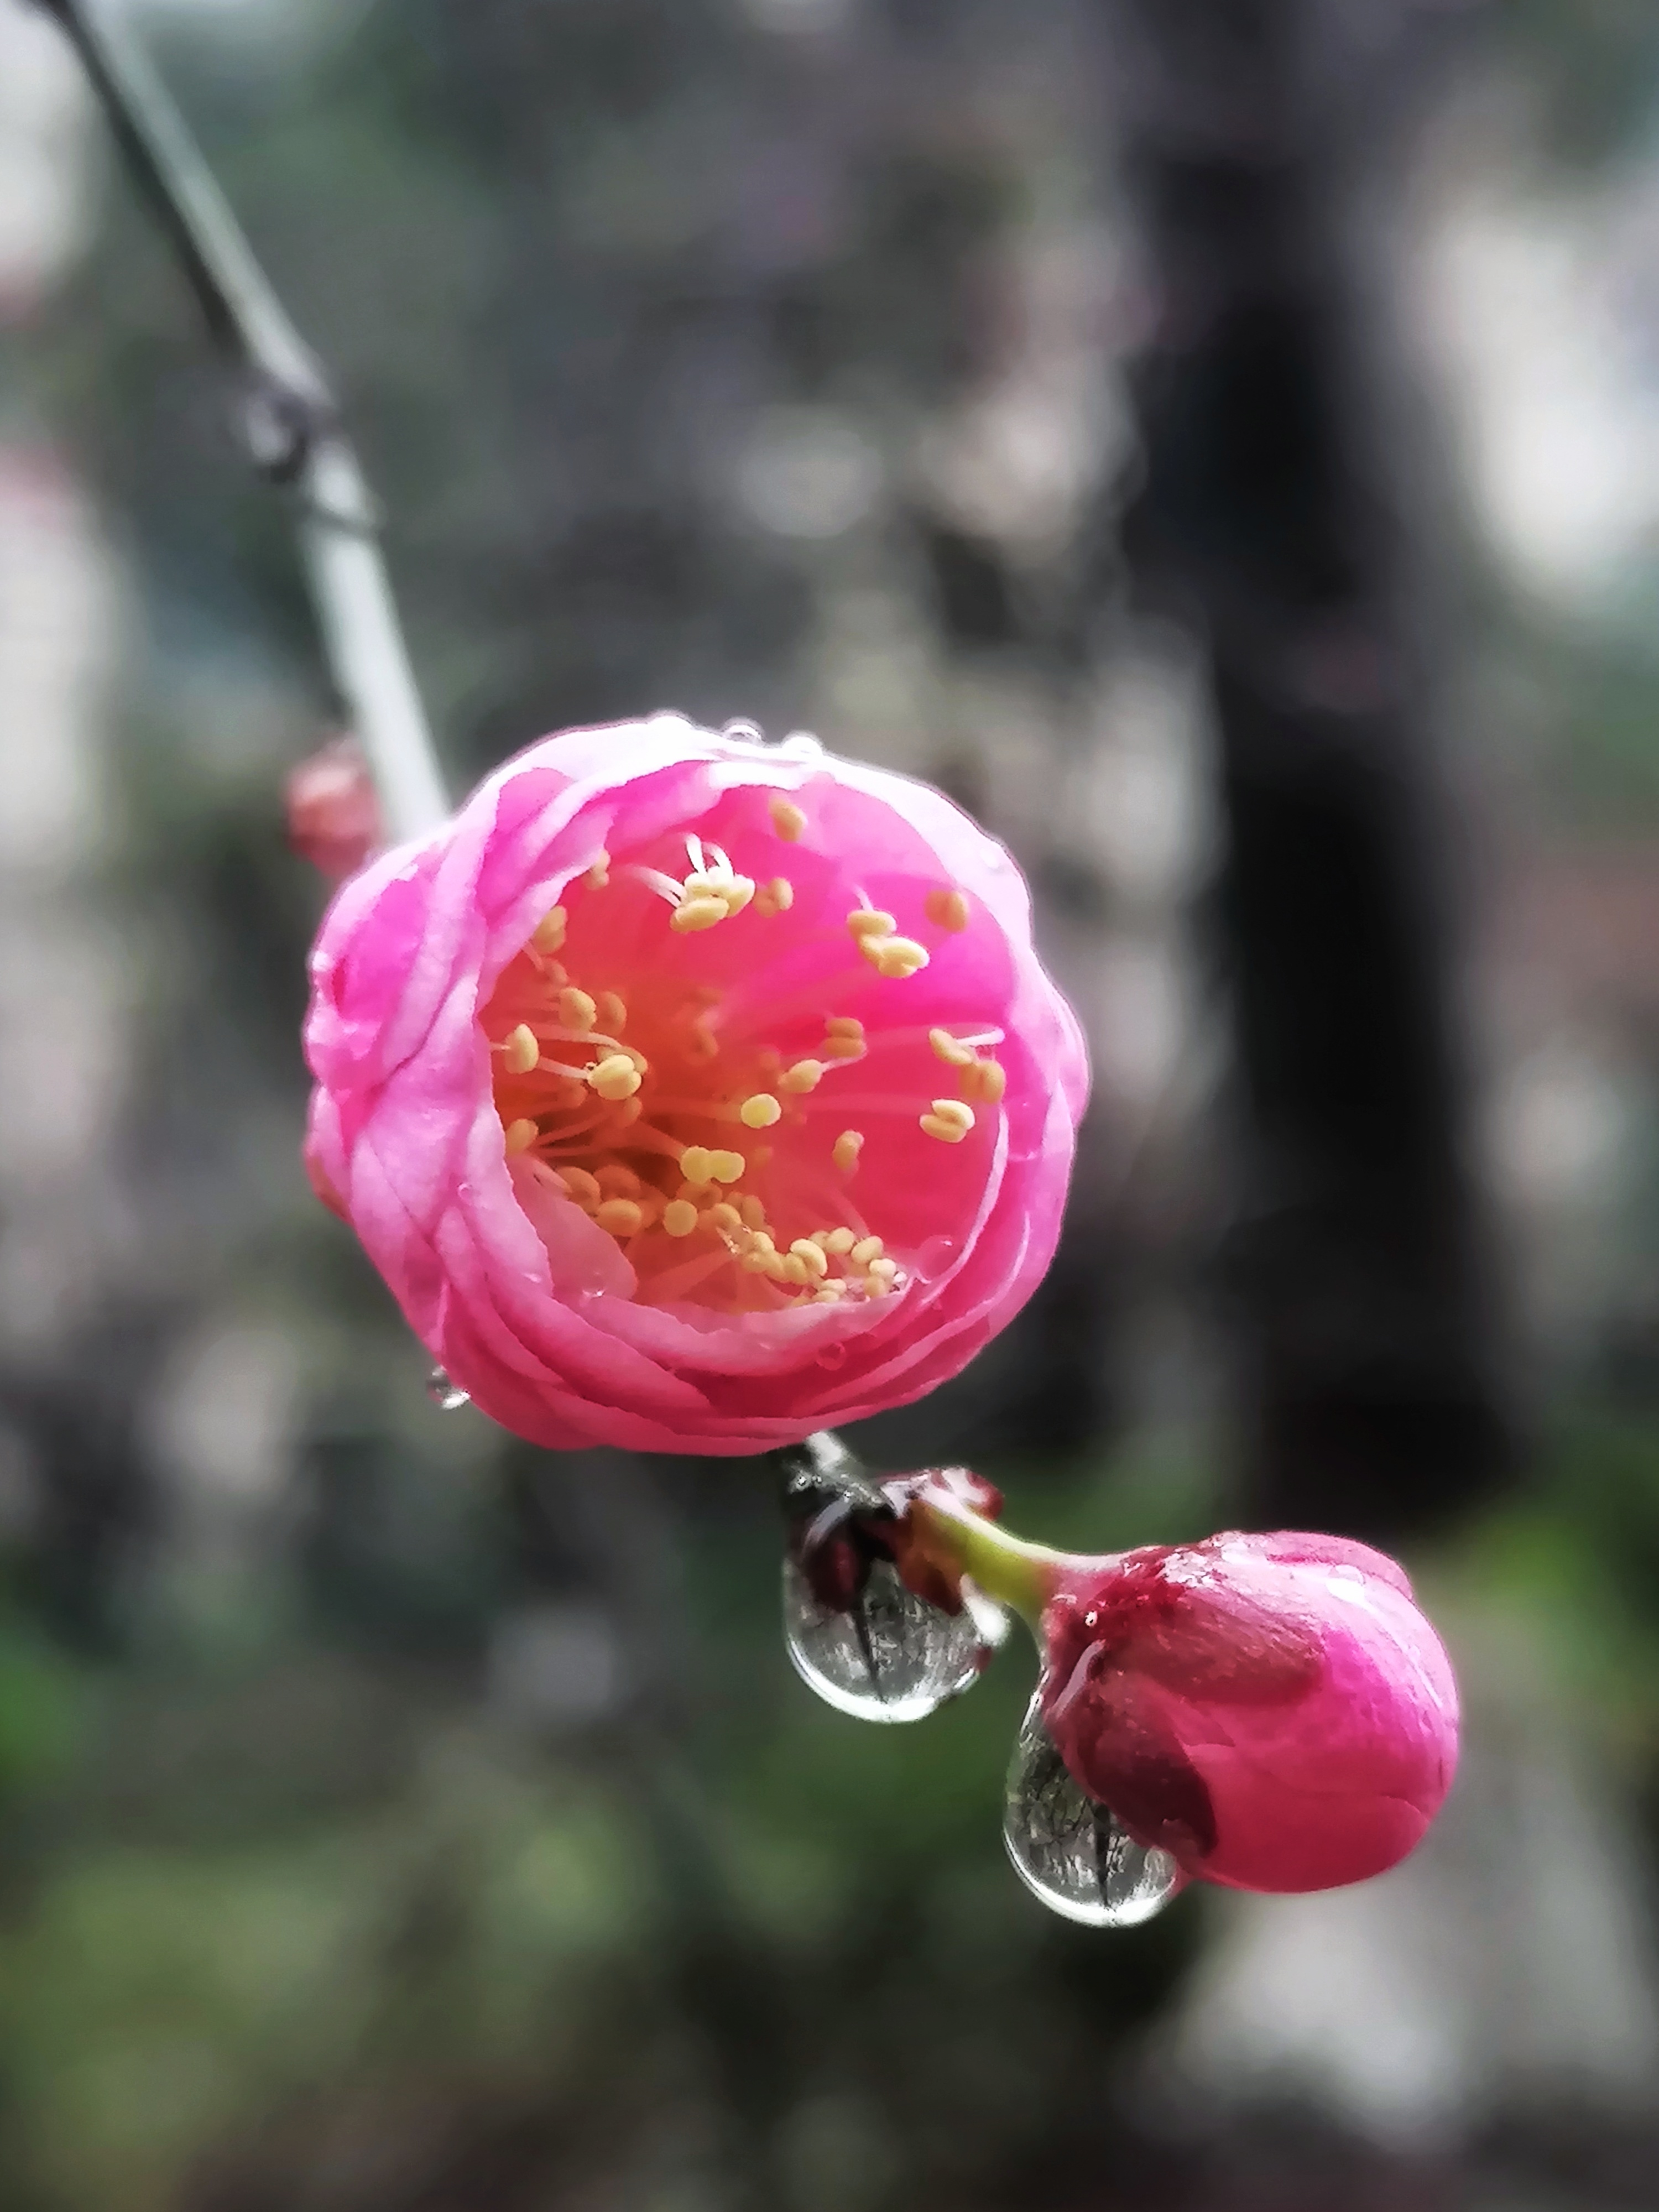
1039,1531,1459,1894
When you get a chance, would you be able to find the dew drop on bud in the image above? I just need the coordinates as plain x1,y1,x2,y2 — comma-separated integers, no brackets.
1003,1694,1183,1927
782,1555,1005,1724
426,1366,469,1411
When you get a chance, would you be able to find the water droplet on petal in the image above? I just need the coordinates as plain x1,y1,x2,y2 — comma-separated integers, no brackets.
777,731,825,761
1003,1694,1183,1927
426,1365,470,1411
814,1339,848,1369
721,718,766,746
911,1234,957,1283
783,1556,1003,1723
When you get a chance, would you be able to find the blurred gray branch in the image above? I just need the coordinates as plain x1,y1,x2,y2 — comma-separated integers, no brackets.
35,0,450,842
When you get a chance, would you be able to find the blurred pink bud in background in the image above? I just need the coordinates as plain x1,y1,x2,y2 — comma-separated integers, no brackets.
286,735,383,881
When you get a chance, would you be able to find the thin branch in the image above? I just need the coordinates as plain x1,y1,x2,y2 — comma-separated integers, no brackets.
39,0,451,844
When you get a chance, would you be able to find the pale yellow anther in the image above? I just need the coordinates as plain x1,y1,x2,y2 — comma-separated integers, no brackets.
740,1248,774,1274
679,1145,716,1186
504,1118,539,1157
558,987,597,1035
532,906,567,953
790,1238,830,1279
781,1253,811,1286
748,1232,777,1256
740,1193,768,1230
869,936,930,980
586,851,611,890
769,794,806,841
847,907,897,940
595,1198,644,1238
780,1058,823,1093
864,1271,893,1297
851,1235,884,1266
920,1097,974,1142
708,1202,742,1234
826,1016,864,1040
833,1130,865,1173
557,1167,603,1209
722,875,755,915
597,991,627,1033
825,1227,856,1255
504,1023,540,1075
671,895,729,933
824,1036,865,1061
808,1229,833,1248
868,1256,899,1282
755,875,795,918
925,886,971,933
591,1054,643,1101
595,1164,641,1199
929,1027,975,1068
709,1149,746,1185
963,1058,1007,1105
739,1092,782,1130
813,1284,847,1303
662,1199,699,1239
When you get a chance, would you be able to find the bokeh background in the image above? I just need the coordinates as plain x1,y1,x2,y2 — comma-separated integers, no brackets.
3,0,1659,2205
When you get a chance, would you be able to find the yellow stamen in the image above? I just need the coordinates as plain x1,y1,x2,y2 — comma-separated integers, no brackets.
709,1149,745,1184
825,1227,855,1255
833,1130,864,1173
851,1235,884,1266
864,1271,893,1297
504,1023,540,1075
867,936,929,979
921,1098,974,1142
929,1027,975,1068
848,907,897,940
824,1036,865,1061
557,1167,602,1208
504,1118,538,1156
533,906,567,952
740,1194,768,1230
558,986,597,1035
769,794,806,841
826,1016,864,1040
962,1058,1007,1104
708,1202,742,1233
591,1054,643,1101
925,886,970,933
790,1238,830,1279
671,895,729,933
755,875,795,918
663,1199,699,1239
813,1284,847,1303
739,1092,782,1129
868,1256,899,1282
780,1058,823,1092
595,1198,644,1238
781,1253,811,1287
586,851,611,889
597,991,627,1032
680,1145,716,1186
595,1164,641,1199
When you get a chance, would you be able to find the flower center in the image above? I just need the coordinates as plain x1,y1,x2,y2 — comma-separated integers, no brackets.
480,799,1005,1315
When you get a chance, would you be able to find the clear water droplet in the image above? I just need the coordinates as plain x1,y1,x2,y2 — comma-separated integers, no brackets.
1003,1694,1183,1927
783,1556,1004,1723
721,717,766,745
911,1234,957,1284
778,731,824,761
814,1339,848,1369
426,1366,470,1411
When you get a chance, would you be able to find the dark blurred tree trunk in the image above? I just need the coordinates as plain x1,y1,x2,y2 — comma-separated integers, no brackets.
1107,0,1512,1536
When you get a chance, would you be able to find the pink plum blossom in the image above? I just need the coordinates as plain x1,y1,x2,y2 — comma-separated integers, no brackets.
1037,1531,1459,1893
304,713,1088,1453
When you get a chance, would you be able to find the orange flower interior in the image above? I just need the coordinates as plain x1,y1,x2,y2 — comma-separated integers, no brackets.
481,804,1005,1314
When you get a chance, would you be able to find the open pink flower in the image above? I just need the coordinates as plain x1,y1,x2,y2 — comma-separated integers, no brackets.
1038,1531,1459,1893
304,713,1088,1453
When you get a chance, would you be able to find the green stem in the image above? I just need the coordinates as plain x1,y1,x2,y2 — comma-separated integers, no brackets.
910,1493,1073,1629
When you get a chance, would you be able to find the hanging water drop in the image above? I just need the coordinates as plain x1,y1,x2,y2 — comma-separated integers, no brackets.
1003,1694,1183,1927
426,1365,469,1411
783,1554,1006,1724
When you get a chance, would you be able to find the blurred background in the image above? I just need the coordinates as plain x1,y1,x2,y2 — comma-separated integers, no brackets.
2,0,1659,2204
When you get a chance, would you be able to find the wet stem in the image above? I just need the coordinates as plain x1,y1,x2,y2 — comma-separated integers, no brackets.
908,1490,1070,1630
